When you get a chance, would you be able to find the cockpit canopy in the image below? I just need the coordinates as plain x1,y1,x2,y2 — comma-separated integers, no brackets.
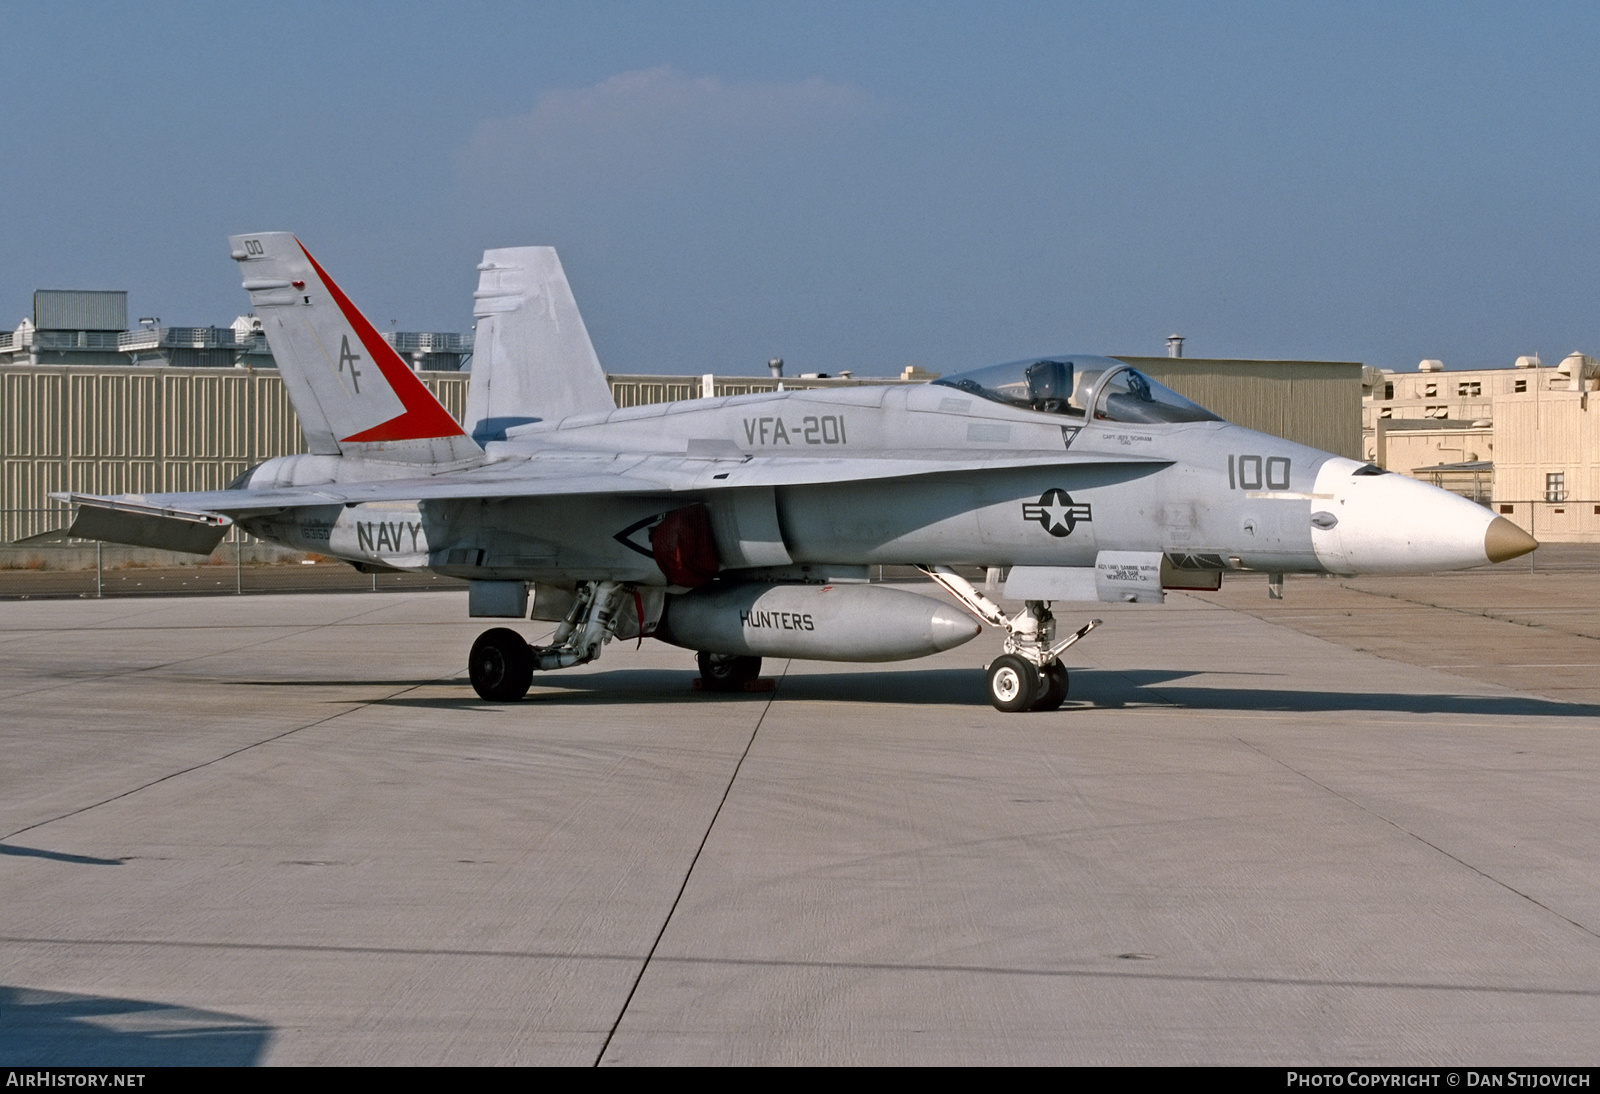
932,355,1222,425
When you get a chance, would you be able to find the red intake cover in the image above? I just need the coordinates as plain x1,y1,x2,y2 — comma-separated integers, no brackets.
649,504,721,588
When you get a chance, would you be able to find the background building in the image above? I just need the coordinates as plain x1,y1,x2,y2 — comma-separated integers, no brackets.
2,287,473,372
2,290,129,367
1363,354,1600,542
1124,356,1361,461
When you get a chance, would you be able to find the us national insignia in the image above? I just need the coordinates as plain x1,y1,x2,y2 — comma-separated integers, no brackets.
1023,488,1092,537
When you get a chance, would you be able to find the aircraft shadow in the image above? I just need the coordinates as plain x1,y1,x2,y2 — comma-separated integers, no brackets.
0,985,272,1066
769,668,990,706
0,844,124,866
301,667,1594,719
1072,669,1599,719
370,669,715,711
227,679,456,689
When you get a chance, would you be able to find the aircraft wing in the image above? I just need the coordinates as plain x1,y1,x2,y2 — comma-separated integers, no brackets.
58,449,1171,522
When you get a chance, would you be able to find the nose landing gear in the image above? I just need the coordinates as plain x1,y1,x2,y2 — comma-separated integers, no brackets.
921,565,1099,713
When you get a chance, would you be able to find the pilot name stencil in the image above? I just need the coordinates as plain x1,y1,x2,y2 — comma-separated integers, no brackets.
741,415,848,446
1023,488,1092,537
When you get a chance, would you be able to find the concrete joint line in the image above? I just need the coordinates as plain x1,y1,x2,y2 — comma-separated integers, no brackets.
1338,582,1600,643
1237,736,1600,944
2,673,440,844
594,661,789,1067
0,600,403,705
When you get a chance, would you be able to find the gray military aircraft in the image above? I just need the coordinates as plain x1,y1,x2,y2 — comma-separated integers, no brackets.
61,233,1539,711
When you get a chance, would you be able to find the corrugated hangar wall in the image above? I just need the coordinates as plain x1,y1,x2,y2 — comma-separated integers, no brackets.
1,366,470,542
1118,357,1363,462
3,360,1362,543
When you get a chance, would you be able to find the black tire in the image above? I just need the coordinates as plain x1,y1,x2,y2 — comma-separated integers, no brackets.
987,654,1041,713
469,628,534,701
698,651,762,692
1031,662,1068,712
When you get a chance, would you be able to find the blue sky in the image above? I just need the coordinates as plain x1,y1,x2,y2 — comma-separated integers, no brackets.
3,1,1598,376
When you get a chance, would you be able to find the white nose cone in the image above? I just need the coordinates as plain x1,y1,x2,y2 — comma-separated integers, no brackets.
1310,458,1537,574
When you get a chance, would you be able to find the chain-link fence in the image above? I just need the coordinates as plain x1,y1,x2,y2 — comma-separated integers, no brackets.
1,509,464,599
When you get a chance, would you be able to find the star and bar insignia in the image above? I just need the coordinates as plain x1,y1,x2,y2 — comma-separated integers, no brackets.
1023,488,1092,537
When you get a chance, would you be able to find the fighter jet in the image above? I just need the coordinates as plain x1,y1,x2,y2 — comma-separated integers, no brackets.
60,233,1539,711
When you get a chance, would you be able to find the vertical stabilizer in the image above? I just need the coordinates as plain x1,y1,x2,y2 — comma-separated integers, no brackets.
229,233,481,465
465,247,616,444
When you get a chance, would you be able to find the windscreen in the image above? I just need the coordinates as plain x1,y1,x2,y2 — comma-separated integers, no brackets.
1091,367,1220,424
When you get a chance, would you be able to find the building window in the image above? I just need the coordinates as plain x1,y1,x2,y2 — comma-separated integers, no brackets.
1425,405,1449,419
1379,407,1392,418
1457,382,1481,397
1515,379,1527,392
1383,382,1394,399
1500,504,1515,514
1423,383,1438,397
1546,472,1566,502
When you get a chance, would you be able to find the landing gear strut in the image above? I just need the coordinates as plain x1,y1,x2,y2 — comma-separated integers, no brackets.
921,566,1098,713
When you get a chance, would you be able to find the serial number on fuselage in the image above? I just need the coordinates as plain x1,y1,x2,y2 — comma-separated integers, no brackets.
741,415,848,446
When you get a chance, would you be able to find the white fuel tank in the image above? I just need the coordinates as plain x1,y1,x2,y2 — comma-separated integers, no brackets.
656,583,981,662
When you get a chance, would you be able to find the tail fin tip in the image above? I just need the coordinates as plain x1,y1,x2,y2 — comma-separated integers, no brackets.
230,233,481,465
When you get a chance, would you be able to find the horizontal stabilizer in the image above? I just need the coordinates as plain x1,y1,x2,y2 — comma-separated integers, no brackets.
66,496,232,555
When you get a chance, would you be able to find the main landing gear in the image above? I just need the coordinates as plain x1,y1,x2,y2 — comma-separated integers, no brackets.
696,651,762,691
920,566,1100,713
469,628,535,701
468,581,630,701
465,580,767,702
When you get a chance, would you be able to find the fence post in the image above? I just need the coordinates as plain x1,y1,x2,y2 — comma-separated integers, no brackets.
96,540,102,598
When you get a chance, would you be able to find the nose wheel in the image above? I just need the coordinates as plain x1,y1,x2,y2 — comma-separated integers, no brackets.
986,654,1039,712
470,627,534,701
1033,661,1068,712
985,656,1070,712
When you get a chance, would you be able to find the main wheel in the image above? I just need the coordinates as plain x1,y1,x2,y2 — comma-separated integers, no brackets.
470,628,534,701
698,651,762,692
987,654,1041,712
1031,662,1068,712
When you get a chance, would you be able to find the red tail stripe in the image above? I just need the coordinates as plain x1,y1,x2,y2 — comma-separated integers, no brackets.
296,241,467,443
